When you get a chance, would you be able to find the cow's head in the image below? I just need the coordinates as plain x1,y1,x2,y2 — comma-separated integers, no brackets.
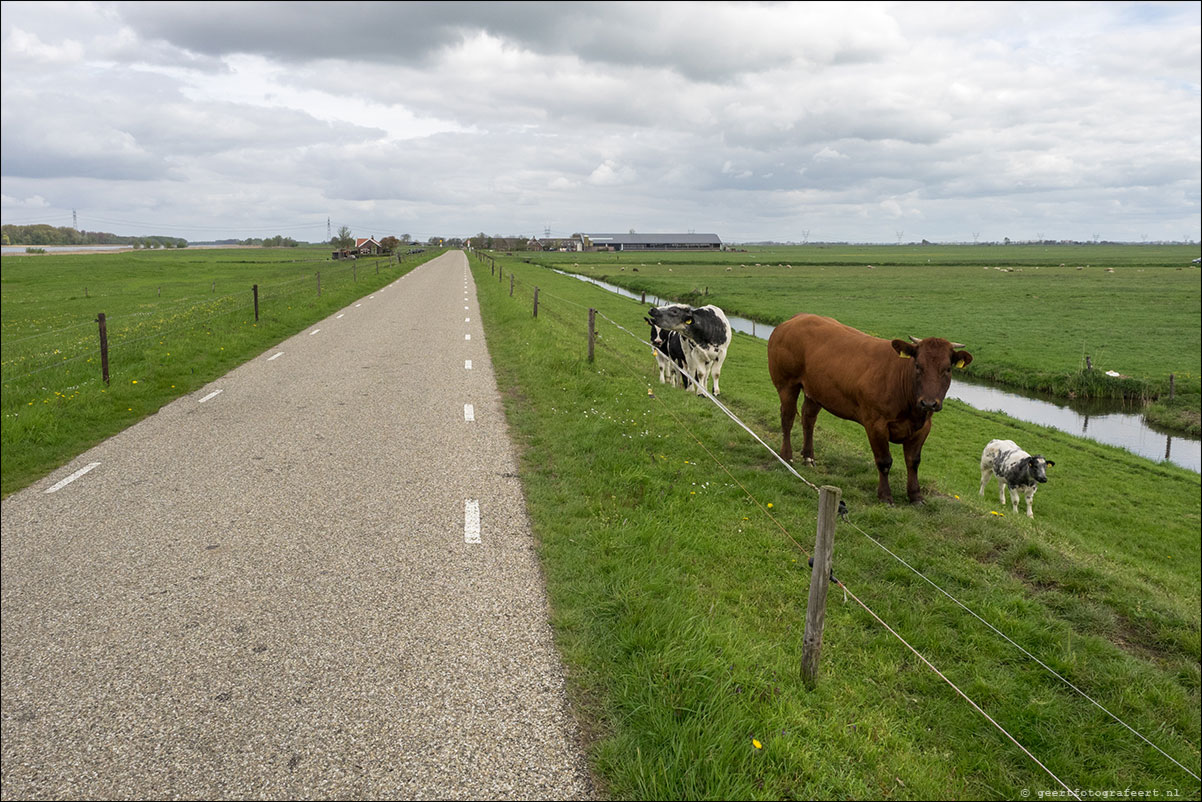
644,317,666,347
647,304,692,334
1027,455,1054,483
891,336,974,413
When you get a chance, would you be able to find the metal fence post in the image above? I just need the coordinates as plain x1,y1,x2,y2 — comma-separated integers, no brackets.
802,485,841,688
253,284,259,322
317,271,321,297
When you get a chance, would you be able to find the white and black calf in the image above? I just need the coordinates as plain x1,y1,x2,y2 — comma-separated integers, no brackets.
647,303,732,396
645,316,692,390
979,439,1055,518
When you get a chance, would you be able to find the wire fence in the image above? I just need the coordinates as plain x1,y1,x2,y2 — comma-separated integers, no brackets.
472,249,1201,792
2,253,412,391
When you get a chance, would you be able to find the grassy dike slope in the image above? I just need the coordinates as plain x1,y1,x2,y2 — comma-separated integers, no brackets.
471,253,1200,800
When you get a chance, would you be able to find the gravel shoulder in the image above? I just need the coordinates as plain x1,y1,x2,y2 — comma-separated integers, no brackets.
1,251,596,800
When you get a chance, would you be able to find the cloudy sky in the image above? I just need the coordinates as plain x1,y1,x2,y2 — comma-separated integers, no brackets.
1,1,1199,244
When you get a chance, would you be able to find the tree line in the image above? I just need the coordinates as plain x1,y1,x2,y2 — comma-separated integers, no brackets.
1,224,187,249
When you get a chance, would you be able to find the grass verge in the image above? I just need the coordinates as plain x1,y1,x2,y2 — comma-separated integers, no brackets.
472,253,1201,800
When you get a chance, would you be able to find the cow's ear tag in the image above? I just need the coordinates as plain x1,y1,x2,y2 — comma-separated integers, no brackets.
898,351,911,359
684,318,692,325
955,359,966,369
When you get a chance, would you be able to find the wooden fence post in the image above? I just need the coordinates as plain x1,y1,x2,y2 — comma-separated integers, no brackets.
802,485,841,688
1169,373,1175,399
510,274,515,297
588,308,596,362
253,284,259,322
533,287,540,318
96,312,110,385
317,271,321,297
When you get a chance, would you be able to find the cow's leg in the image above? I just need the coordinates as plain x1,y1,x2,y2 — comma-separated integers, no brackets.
979,467,991,496
1010,485,1020,515
777,383,802,461
1024,486,1036,518
866,422,894,504
902,429,929,504
711,349,728,396
998,481,1007,507
800,396,822,466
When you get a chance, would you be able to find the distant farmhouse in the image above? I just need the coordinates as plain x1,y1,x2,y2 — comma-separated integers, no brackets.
333,236,384,259
354,237,383,255
528,232,723,252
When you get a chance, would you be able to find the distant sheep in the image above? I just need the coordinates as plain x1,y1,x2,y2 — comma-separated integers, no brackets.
979,439,1055,518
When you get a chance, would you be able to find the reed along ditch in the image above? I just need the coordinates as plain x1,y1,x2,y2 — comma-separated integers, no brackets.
553,269,1201,473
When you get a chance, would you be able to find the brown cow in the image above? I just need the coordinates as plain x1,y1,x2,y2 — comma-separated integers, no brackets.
767,314,972,504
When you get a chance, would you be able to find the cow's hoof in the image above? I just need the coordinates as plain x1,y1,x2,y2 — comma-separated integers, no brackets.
803,457,816,467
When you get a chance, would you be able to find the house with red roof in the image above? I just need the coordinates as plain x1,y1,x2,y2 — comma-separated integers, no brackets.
355,237,382,255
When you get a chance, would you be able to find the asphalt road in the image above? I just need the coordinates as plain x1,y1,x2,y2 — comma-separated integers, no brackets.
1,251,596,800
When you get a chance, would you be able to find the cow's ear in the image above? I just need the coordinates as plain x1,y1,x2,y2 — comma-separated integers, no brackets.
1045,459,1055,467
953,350,973,368
891,339,917,359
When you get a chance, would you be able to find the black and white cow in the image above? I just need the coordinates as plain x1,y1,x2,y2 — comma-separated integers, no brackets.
645,315,692,390
979,439,1055,518
647,303,732,396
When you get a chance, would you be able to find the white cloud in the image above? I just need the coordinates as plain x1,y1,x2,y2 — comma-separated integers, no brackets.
0,1,1198,242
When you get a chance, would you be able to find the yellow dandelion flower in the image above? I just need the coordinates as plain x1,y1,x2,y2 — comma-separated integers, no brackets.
752,739,762,749
766,503,773,509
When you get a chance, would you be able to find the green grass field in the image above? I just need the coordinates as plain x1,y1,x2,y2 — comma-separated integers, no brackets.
1,246,444,496
519,245,1201,431
471,250,1200,800
3,245,1199,798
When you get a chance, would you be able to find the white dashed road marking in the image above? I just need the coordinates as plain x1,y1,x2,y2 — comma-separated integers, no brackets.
465,360,472,370
465,334,471,340
44,462,101,494
464,499,481,544
198,390,223,404
310,329,321,336
464,404,475,422
267,353,284,361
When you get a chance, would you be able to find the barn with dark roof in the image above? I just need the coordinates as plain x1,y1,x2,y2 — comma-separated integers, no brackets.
582,233,722,251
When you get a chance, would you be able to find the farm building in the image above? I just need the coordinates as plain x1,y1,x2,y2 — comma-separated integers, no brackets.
355,237,383,255
582,233,722,251
530,235,586,252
